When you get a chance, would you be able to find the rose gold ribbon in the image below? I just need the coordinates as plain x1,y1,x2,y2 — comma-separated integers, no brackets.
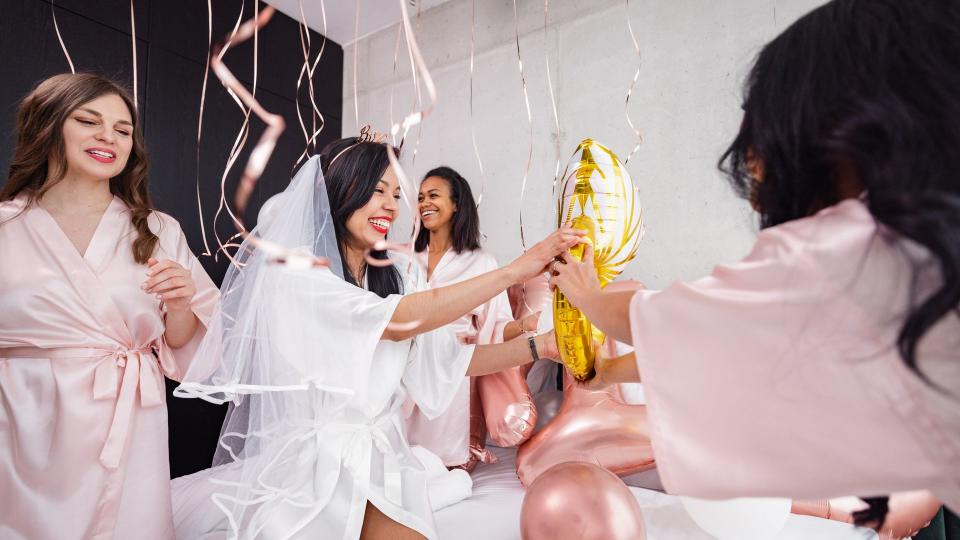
51,4,75,74
129,0,138,109
512,0,534,250
194,0,214,256
292,0,328,173
468,0,487,207
623,0,643,164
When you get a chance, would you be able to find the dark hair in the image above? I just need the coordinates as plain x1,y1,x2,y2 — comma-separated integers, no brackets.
1,73,157,263
318,137,402,297
721,0,960,376
720,0,960,526
414,166,481,253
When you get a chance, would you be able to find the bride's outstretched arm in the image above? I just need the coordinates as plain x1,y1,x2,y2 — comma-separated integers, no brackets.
382,228,586,341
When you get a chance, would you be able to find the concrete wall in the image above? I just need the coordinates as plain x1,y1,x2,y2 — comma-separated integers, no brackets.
344,0,827,289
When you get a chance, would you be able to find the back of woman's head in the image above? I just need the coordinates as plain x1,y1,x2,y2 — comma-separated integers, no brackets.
720,0,960,377
1,73,156,263
318,137,402,297
414,166,481,253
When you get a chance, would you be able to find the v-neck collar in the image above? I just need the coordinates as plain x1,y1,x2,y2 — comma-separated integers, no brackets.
32,195,122,272
422,247,454,283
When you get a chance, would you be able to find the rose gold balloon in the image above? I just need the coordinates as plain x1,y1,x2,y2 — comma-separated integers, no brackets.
520,462,646,540
516,369,656,486
476,275,551,447
793,491,942,539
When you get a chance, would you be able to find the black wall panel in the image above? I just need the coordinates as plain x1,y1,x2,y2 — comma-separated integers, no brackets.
1,0,344,478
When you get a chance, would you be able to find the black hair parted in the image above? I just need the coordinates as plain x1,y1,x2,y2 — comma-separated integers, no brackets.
720,0,960,380
415,166,482,254
318,137,402,298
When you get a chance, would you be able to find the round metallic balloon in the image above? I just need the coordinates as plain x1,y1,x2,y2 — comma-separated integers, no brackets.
520,462,646,540
553,138,643,380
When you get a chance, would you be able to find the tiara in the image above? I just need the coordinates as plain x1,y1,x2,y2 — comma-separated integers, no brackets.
329,125,388,166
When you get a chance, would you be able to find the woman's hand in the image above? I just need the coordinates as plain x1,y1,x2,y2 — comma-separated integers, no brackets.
508,228,587,284
143,258,197,312
548,243,602,309
576,354,615,391
535,329,561,361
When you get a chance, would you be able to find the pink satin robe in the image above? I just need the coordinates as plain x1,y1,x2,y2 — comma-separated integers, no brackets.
0,195,218,539
404,248,512,467
630,199,960,513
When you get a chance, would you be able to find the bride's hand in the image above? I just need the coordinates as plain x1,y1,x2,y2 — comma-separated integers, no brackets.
507,228,587,284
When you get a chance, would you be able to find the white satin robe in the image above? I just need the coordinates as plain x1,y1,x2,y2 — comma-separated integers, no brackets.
0,194,218,539
630,199,960,512
171,257,475,540
404,249,512,467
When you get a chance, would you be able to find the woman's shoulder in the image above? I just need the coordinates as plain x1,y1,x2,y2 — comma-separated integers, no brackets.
749,198,876,263
0,192,32,222
144,208,185,238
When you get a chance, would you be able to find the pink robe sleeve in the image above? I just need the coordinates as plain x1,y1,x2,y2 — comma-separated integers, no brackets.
630,200,959,504
151,214,219,380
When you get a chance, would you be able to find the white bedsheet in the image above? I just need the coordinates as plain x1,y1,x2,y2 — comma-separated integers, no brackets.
434,447,877,540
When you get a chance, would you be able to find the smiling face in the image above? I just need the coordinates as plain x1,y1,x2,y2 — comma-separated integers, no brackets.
345,166,401,249
418,176,457,233
59,93,134,182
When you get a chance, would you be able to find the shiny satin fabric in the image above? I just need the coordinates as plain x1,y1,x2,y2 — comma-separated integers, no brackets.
403,248,512,468
629,199,960,513
0,195,218,540
516,368,656,487
475,274,553,448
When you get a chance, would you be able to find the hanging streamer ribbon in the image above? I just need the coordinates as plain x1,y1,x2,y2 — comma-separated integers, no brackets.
194,0,214,256
292,0,328,173
468,0,487,208
207,7,328,270
623,0,643,164
353,0,361,130
130,0,138,108
372,0,438,279
211,3,260,257
512,0,534,250
388,25,403,147
51,5,75,74
544,0,561,196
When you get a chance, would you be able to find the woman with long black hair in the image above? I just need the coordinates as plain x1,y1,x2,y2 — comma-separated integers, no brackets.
551,0,960,533
171,137,583,540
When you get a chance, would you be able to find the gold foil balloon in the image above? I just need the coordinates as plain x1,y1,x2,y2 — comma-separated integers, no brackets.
553,139,642,380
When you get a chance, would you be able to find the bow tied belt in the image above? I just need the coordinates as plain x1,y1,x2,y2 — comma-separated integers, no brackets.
0,345,162,469
286,414,406,507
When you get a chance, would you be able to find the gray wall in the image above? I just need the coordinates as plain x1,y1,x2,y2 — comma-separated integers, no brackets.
345,0,827,289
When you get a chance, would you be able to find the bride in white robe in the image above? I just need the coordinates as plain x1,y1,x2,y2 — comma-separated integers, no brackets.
170,138,583,540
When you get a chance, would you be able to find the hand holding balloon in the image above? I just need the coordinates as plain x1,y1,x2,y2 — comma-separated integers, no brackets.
549,243,602,308
508,227,587,284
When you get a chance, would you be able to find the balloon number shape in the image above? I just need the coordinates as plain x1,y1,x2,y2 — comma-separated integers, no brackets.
553,139,643,381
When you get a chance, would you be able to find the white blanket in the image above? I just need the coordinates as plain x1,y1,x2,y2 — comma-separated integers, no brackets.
434,447,877,540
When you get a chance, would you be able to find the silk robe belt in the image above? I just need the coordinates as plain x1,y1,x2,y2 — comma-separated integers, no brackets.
239,413,406,508
0,345,162,469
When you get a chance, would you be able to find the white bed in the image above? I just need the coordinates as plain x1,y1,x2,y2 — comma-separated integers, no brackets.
434,447,877,540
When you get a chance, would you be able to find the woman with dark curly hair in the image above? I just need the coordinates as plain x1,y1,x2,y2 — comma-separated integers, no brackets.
551,0,960,534
0,73,218,539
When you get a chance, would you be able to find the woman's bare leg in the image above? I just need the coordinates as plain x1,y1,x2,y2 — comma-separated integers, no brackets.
359,501,427,540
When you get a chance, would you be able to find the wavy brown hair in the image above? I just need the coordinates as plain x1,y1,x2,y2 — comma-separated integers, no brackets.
0,73,157,263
